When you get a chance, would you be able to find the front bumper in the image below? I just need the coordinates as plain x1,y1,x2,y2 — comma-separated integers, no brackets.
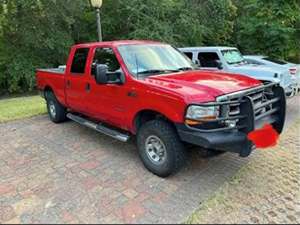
176,125,254,157
177,83,286,157
285,83,300,97
291,78,300,96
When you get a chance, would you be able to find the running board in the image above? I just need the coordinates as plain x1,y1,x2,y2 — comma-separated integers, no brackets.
67,113,130,142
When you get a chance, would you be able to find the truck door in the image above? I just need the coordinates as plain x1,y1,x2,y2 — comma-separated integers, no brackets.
85,47,128,128
65,47,91,113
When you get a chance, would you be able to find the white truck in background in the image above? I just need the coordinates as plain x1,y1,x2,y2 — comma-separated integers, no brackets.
244,55,300,95
179,47,295,96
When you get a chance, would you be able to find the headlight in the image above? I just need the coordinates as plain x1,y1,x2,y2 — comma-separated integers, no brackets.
186,105,219,121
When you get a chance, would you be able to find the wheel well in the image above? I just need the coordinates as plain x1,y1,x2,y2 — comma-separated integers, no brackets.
134,110,172,133
44,86,53,98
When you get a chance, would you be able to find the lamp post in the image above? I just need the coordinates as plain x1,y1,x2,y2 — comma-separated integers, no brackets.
90,0,103,42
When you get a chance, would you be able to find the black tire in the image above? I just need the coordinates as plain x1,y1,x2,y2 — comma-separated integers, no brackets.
137,120,187,177
45,91,67,123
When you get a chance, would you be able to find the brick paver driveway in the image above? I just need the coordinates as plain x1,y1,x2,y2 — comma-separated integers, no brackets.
0,96,299,224
188,119,300,224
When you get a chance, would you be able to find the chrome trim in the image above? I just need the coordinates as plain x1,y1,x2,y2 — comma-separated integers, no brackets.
37,68,65,74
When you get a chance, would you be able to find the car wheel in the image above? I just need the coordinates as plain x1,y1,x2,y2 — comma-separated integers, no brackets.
137,120,187,177
45,91,67,123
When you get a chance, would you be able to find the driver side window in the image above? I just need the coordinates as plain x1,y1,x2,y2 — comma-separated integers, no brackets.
91,48,121,76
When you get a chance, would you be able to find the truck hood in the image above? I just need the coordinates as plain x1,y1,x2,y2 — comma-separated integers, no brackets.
230,64,294,87
144,70,261,103
229,64,282,80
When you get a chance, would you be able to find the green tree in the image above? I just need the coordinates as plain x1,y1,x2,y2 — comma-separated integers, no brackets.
0,0,92,93
100,0,236,46
0,0,299,94
100,0,204,45
187,0,237,46
232,0,300,61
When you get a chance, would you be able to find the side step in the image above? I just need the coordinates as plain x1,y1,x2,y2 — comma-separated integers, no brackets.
67,113,130,142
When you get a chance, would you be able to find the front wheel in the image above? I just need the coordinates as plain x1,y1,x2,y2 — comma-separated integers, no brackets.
45,91,67,123
137,120,187,177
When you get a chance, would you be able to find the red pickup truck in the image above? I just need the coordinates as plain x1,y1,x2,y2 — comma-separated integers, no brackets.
36,40,286,177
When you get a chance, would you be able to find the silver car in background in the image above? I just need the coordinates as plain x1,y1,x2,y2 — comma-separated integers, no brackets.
244,55,300,95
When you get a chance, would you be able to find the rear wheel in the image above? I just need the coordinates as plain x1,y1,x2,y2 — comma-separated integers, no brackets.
45,91,67,123
137,120,187,177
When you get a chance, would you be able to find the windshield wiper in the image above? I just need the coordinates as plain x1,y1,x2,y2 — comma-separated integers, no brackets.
137,69,179,75
229,60,246,65
177,67,193,71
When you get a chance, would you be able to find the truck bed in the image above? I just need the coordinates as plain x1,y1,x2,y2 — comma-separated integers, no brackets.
37,67,65,74
36,67,66,106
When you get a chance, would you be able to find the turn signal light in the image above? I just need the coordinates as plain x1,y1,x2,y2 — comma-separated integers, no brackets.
185,116,217,125
185,119,203,125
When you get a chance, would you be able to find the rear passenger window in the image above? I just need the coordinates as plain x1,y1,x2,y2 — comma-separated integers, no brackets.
91,48,121,75
198,52,220,67
183,52,193,60
71,48,89,74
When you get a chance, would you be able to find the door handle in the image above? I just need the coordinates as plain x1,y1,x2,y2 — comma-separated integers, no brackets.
86,83,91,92
66,80,71,88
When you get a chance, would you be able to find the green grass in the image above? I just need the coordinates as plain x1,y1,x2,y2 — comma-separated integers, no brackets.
0,96,47,123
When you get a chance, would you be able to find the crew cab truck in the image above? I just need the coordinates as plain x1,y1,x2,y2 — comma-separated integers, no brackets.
36,41,286,177
179,47,294,96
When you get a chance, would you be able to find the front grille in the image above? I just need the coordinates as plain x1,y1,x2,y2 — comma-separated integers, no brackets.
187,83,285,133
228,103,240,116
226,90,272,121
219,83,282,132
227,91,266,117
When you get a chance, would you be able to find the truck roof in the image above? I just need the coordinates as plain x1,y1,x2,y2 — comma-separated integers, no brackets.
73,40,165,48
179,46,238,52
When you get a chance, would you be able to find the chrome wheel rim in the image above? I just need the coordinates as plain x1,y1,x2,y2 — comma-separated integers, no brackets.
49,101,56,118
145,135,167,165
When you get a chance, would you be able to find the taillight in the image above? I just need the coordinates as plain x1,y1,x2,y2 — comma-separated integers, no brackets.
289,68,297,75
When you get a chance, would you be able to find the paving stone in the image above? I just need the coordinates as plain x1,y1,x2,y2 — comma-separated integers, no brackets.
79,160,101,170
0,205,16,222
117,200,146,223
0,184,16,195
122,188,139,199
186,102,300,224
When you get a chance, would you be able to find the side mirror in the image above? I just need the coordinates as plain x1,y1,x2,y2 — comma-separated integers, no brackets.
95,64,108,84
95,64,125,85
216,60,223,70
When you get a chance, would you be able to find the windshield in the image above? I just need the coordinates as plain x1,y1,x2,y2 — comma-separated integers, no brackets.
221,49,245,65
117,44,196,77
